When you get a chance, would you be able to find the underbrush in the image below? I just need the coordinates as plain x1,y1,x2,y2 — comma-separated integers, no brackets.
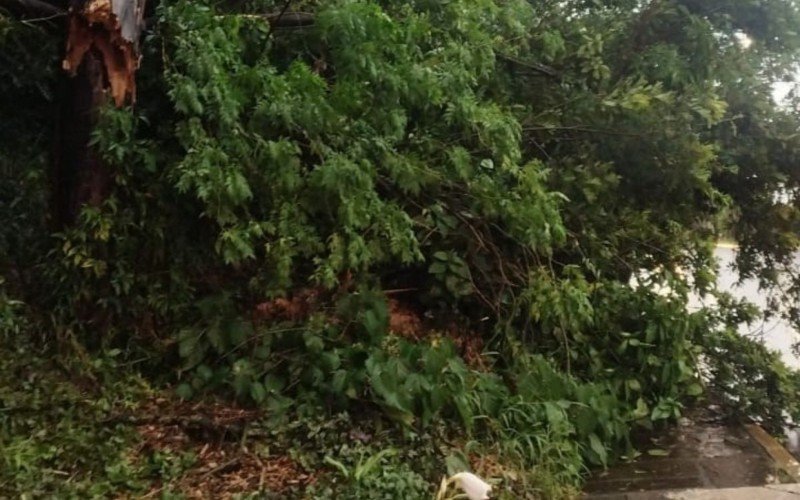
0,339,582,498
5,284,800,498
0,343,149,496
4,256,800,498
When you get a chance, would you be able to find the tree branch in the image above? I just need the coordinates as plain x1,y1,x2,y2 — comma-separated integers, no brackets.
266,0,293,38
257,12,314,28
497,52,560,79
236,11,314,27
0,0,64,18
523,125,645,137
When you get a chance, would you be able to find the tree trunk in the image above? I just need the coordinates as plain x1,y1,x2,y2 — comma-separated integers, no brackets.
51,49,111,228
50,0,145,228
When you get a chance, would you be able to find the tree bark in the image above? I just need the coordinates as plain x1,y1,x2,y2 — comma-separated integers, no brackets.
50,0,145,228
51,50,111,228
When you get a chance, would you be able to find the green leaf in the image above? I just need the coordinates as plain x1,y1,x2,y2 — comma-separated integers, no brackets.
429,262,447,274
633,398,649,419
323,456,350,479
332,370,348,394
176,383,193,400
250,382,266,404
264,375,284,393
686,383,703,397
544,402,565,426
303,331,325,353
197,364,214,382
445,450,471,476
588,433,608,465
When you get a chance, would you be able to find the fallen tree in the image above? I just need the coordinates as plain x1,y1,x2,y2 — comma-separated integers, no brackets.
3,0,800,497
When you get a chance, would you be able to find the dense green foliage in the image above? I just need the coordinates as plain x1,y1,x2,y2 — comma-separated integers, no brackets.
4,0,800,497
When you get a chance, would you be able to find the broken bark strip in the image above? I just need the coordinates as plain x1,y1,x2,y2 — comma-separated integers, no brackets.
63,0,146,107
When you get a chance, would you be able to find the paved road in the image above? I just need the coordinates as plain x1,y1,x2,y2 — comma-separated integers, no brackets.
588,484,800,499
583,407,777,497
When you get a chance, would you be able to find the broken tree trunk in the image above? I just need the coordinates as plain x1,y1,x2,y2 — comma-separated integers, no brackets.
52,0,145,227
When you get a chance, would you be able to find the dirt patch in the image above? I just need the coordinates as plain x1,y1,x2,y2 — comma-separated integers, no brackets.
126,397,315,497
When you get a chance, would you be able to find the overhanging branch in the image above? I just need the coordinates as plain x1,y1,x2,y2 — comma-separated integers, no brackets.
269,11,313,27
497,52,561,79
0,0,64,18
231,11,314,27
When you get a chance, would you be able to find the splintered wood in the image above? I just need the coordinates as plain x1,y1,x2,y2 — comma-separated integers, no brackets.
63,0,145,107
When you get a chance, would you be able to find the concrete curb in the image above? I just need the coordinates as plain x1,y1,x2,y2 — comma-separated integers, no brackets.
744,424,800,482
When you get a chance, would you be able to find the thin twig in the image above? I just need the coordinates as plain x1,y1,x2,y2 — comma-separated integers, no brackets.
523,125,645,138
141,486,165,499
497,52,560,79
0,0,63,18
266,0,294,39
198,457,241,480
383,287,420,295
20,11,65,25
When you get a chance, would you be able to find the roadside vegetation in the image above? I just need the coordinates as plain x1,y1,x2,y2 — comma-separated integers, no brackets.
3,0,800,497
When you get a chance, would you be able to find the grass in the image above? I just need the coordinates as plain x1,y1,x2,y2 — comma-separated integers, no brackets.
0,339,582,499
0,342,311,498
0,345,149,496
